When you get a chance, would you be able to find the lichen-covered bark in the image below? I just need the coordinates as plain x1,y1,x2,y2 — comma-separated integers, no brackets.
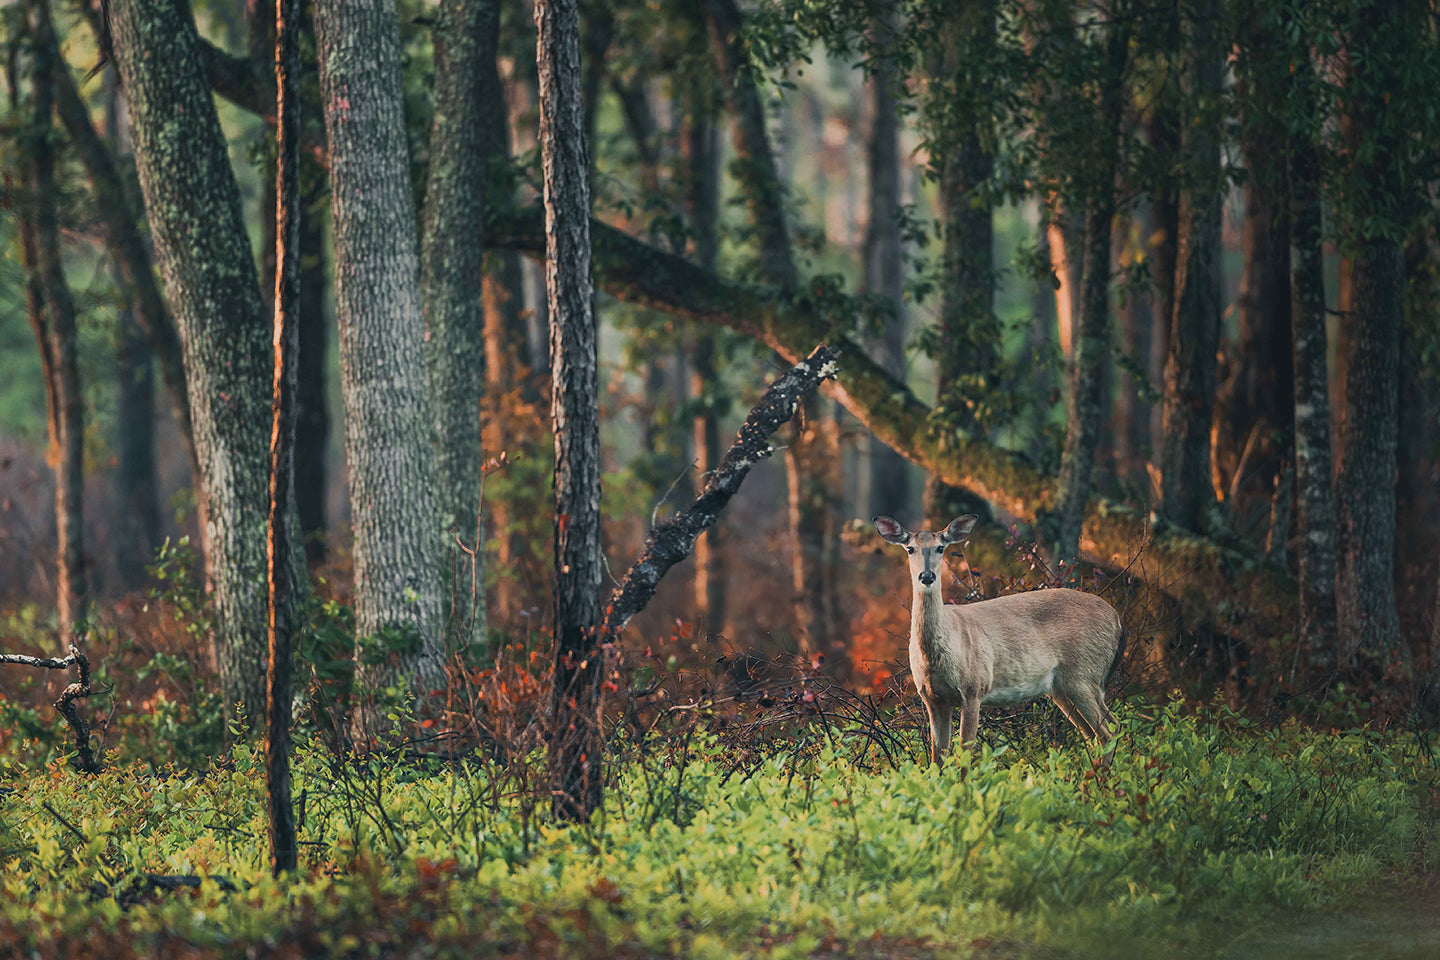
420,0,501,652
111,0,271,724
315,0,446,701
1159,0,1224,533
1052,16,1129,562
536,0,603,821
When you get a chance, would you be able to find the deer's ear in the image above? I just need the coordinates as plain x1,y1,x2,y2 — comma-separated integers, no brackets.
872,516,911,545
941,515,978,544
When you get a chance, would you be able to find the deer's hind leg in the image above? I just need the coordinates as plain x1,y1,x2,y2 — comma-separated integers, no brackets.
1050,690,1099,741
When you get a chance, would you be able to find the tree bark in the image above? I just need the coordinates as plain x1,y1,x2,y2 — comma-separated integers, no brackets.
1287,116,1338,662
24,0,88,643
111,0,272,724
862,11,910,520
266,0,300,877
295,178,330,566
536,0,604,821
1113,210,1152,487
1052,17,1129,562
421,0,501,652
315,0,446,704
1159,0,1224,533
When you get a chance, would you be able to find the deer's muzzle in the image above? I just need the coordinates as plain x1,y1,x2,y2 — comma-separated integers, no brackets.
918,570,936,586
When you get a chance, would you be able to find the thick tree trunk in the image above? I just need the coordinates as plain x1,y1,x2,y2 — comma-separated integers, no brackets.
315,0,446,703
1052,18,1129,562
536,0,604,821
112,0,272,724
20,4,87,642
421,0,501,652
1287,120,1339,664
266,0,300,876
1159,0,1223,534
862,14,910,520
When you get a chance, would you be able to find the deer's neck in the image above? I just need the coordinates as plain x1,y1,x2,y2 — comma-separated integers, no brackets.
913,587,953,656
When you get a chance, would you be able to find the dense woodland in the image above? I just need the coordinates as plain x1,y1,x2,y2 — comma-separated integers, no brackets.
0,0,1439,955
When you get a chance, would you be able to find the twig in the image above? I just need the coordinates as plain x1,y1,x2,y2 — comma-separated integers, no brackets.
1,644,102,772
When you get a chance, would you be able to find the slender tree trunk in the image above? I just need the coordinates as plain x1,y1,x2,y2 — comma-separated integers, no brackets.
537,0,604,820
266,0,300,877
421,0,501,653
1159,0,1223,534
104,72,162,587
686,101,727,637
1052,17,1129,562
315,0,446,705
924,1,997,524
862,11,910,520
1285,49,1339,666
20,1,87,642
1113,210,1152,486
112,0,273,724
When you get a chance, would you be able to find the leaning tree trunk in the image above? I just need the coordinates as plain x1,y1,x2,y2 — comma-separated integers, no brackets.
111,0,273,724
23,0,87,643
536,0,604,821
315,0,446,708
421,0,502,652
1159,0,1224,535
1052,17,1129,562
862,10,910,520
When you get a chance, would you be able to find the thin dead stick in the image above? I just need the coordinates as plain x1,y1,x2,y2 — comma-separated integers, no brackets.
601,344,838,641
0,645,102,772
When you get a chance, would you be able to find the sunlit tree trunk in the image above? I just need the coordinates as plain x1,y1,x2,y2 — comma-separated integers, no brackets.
536,0,604,820
112,0,272,723
315,0,446,702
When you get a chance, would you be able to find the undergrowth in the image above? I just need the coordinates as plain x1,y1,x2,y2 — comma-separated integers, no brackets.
1,699,1433,959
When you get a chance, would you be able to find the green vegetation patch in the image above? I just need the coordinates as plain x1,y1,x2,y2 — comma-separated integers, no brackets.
0,705,1430,959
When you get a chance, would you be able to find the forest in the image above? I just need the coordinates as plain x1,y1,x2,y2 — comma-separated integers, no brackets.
1,0,1438,956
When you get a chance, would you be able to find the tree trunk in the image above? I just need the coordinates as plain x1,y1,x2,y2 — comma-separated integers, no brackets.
536,0,604,821
266,0,300,876
421,0,501,653
111,0,272,725
862,11,910,520
295,178,330,566
686,104,727,637
21,0,87,642
1052,17,1129,562
1288,136,1338,664
315,0,446,704
1113,209,1152,487
1159,0,1223,534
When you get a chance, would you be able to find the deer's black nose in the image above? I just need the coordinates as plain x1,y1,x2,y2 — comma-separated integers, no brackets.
918,570,935,586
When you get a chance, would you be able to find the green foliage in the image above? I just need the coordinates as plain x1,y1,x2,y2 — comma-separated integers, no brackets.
0,705,1431,957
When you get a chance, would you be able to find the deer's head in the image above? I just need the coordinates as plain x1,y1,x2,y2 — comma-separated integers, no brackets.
873,515,977,590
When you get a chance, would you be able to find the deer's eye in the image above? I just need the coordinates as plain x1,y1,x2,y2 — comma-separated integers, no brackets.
906,547,914,555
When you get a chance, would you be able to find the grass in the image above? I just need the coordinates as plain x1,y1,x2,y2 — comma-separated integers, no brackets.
1,698,1433,959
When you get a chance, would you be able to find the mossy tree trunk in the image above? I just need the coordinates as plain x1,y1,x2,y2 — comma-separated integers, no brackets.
111,0,272,725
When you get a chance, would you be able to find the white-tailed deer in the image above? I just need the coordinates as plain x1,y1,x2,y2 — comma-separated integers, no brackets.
874,515,1125,762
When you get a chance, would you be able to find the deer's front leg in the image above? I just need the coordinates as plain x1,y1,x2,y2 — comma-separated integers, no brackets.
925,698,954,764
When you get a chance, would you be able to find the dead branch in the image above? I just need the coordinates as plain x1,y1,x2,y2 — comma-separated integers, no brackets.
601,345,838,640
0,645,102,772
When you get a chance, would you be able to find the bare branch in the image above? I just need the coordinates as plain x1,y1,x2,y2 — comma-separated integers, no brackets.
0,646,102,773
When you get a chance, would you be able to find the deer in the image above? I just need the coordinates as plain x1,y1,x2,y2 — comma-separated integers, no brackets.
873,515,1126,763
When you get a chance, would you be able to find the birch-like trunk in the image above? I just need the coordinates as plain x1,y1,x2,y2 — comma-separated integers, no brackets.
315,0,446,703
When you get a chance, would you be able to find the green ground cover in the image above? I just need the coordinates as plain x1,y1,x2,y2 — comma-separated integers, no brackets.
0,702,1433,959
